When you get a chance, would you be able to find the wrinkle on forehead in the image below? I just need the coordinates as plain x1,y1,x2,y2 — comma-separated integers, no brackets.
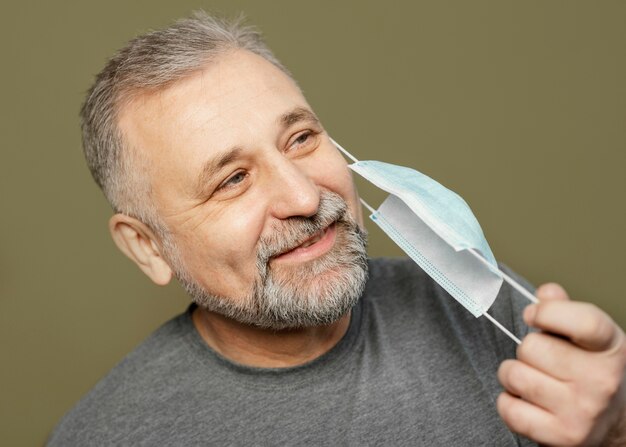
192,52,304,128
122,50,304,142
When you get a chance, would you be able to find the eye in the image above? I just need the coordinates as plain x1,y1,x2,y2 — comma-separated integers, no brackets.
293,132,311,146
217,170,248,191
288,130,319,153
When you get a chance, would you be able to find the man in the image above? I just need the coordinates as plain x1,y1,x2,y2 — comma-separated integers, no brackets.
49,11,625,446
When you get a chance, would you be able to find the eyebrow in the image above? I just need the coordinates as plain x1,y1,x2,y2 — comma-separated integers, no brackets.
194,146,243,198
278,107,321,128
193,107,321,198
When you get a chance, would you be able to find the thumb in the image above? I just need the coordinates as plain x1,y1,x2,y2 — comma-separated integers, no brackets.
535,282,570,302
523,283,570,326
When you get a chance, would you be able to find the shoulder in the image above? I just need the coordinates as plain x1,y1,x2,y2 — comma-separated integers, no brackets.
363,257,533,356
364,257,446,314
366,257,430,296
365,257,532,324
362,258,534,424
46,310,194,446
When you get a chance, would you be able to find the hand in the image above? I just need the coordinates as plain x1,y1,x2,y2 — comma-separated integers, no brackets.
497,283,626,446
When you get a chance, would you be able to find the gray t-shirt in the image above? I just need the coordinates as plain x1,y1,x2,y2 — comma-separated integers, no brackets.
48,258,537,446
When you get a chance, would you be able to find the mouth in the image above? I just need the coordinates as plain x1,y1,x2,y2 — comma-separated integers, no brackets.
272,222,337,263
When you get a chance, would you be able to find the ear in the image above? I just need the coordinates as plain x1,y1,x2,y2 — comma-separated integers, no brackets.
108,214,173,286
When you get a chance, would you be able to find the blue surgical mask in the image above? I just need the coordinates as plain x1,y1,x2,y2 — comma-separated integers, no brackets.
331,139,537,344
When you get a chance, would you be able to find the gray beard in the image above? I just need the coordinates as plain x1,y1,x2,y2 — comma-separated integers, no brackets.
164,191,369,330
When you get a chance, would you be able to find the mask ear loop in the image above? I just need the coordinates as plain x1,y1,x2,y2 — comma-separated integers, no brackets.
332,137,359,163
331,137,536,345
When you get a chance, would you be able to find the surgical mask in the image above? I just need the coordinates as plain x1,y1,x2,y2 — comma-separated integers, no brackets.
331,139,537,344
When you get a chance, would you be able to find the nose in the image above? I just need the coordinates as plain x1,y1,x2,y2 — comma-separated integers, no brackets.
266,156,320,220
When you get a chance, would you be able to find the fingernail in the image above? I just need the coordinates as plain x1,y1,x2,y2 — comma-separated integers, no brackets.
523,304,537,324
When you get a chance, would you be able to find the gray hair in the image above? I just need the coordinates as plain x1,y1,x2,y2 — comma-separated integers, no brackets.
80,11,290,236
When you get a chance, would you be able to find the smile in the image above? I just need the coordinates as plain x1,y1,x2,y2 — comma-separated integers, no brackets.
272,223,337,263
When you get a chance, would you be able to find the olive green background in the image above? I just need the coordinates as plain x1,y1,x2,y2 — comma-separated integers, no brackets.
1,1,624,445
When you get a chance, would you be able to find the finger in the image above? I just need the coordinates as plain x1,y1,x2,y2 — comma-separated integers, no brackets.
522,282,569,324
497,392,569,446
522,282,569,327
524,300,619,352
498,359,569,413
523,282,569,326
536,282,571,302
517,332,588,381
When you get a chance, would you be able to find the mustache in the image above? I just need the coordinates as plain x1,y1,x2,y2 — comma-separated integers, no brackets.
257,191,348,262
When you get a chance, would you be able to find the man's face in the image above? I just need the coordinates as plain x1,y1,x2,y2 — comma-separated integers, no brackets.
118,50,367,329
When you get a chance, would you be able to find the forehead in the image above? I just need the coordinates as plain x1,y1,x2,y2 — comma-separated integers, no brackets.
117,49,310,199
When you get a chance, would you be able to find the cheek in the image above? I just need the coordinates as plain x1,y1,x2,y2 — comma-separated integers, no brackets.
308,150,362,222
174,202,266,295
219,207,265,263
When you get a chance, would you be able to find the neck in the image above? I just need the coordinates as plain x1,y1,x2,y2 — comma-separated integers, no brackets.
191,307,352,368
